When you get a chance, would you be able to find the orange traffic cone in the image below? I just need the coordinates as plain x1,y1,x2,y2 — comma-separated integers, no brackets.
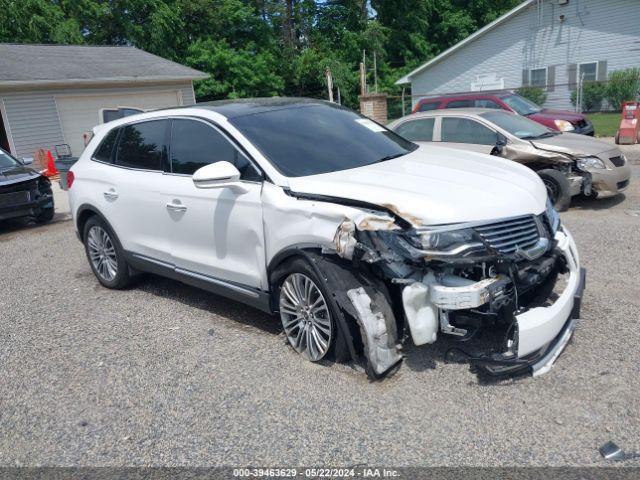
44,150,59,178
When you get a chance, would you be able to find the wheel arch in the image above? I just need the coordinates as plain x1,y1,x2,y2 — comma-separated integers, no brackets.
75,204,118,243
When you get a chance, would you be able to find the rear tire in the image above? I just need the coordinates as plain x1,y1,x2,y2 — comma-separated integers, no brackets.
83,216,132,289
538,169,571,212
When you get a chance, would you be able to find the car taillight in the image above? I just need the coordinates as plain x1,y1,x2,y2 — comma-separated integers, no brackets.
67,170,75,189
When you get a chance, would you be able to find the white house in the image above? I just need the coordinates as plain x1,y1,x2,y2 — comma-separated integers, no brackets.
396,0,640,110
0,44,208,158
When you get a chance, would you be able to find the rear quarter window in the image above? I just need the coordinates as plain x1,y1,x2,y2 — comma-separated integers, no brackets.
92,129,119,163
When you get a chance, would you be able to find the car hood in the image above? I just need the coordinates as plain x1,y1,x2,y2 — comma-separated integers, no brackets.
0,164,40,186
530,109,586,123
286,145,547,226
531,132,614,156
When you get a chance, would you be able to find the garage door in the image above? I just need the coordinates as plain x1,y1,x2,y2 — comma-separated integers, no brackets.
56,90,181,157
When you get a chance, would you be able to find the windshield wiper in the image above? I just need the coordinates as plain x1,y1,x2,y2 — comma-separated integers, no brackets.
374,152,406,163
522,132,559,140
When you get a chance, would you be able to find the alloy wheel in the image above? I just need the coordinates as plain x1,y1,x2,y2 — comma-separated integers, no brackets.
279,273,332,362
87,225,118,281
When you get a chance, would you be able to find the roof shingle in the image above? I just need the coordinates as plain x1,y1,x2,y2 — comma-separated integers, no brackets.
0,43,208,85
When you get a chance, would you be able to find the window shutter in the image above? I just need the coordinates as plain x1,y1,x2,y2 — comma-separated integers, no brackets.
597,60,608,81
522,69,529,86
567,64,577,90
547,65,556,92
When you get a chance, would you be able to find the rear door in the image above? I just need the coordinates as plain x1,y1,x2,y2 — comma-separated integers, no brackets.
438,116,498,155
162,118,266,289
107,119,172,263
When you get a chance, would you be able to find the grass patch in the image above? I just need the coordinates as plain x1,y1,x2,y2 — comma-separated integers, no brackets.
587,112,620,137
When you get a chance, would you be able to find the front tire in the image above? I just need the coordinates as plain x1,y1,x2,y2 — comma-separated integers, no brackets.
83,216,132,289
538,169,571,212
276,258,346,362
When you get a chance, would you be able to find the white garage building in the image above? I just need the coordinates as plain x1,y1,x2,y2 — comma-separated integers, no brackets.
0,43,208,158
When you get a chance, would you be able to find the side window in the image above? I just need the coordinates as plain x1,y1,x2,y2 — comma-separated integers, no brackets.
395,118,435,142
474,99,501,109
446,100,473,109
93,128,119,163
170,119,262,181
115,120,167,170
441,118,497,145
418,101,440,112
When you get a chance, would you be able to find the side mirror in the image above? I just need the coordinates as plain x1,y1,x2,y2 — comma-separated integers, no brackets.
491,133,508,156
192,161,247,193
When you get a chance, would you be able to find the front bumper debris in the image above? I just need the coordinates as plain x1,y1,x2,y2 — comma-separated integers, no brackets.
402,228,585,378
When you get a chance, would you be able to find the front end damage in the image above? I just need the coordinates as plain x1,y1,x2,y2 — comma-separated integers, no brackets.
326,198,586,379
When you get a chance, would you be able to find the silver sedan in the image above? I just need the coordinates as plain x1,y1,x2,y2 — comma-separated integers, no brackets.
389,108,631,210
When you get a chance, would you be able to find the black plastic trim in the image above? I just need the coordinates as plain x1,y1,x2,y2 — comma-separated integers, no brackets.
125,251,272,313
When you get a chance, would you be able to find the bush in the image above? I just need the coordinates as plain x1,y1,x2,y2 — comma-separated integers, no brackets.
516,86,547,106
571,81,606,112
606,68,640,110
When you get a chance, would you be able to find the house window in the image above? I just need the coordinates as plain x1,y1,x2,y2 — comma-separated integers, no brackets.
579,62,597,82
530,68,547,87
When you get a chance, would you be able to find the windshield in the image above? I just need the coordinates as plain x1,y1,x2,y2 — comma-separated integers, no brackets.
0,149,20,169
480,111,557,139
500,94,542,116
229,104,417,177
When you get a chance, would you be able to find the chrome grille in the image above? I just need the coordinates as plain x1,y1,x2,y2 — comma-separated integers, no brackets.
610,156,625,167
474,215,540,255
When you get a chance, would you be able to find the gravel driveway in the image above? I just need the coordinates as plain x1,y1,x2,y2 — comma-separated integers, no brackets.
1,169,639,467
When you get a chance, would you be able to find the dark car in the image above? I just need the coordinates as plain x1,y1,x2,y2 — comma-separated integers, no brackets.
412,92,594,136
0,147,54,224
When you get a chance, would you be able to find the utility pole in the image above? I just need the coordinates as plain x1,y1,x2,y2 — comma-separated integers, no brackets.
362,49,367,94
373,51,378,93
359,62,366,97
325,67,334,103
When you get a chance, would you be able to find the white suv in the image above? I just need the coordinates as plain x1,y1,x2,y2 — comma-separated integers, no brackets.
69,98,585,379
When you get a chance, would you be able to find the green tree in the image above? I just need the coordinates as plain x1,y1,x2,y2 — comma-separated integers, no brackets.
0,0,84,44
606,68,640,110
186,38,284,99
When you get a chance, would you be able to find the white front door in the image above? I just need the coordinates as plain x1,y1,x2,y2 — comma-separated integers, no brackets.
161,118,266,289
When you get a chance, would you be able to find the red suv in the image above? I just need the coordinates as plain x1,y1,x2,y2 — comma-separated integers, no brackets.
413,92,594,136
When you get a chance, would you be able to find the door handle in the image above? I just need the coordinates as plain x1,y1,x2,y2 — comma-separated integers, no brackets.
166,202,187,212
103,189,119,200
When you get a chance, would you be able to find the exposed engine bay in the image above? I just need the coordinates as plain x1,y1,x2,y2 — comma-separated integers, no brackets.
285,191,586,380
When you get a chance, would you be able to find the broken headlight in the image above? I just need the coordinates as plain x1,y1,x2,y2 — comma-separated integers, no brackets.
545,198,561,234
406,227,489,258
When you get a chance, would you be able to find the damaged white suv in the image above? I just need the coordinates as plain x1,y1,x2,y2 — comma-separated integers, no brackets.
69,98,585,379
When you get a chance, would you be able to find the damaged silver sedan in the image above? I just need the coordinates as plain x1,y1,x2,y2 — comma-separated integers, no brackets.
69,98,586,380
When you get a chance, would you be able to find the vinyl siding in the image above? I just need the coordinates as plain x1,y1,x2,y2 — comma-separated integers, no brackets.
410,0,640,111
1,95,65,158
0,82,195,158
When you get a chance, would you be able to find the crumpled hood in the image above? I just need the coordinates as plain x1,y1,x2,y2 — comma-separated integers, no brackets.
286,145,547,226
532,132,615,156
